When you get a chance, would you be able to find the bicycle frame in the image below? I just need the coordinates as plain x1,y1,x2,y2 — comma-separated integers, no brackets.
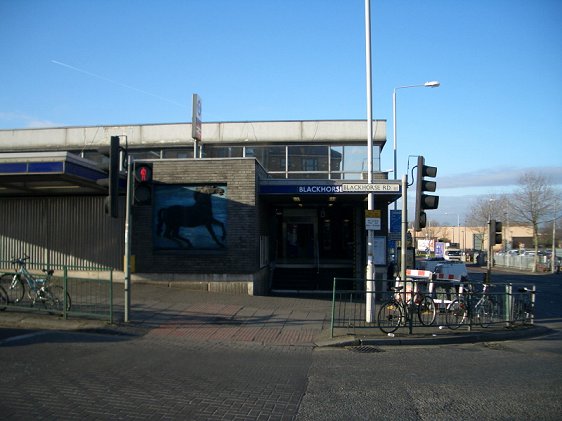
2,256,64,308
446,283,498,329
378,282,437,334
11,257,47,295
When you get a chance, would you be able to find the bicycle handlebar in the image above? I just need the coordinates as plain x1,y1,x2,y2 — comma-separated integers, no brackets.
10,254,30,265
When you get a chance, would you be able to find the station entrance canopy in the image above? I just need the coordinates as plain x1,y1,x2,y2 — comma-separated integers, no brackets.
0,152,107,196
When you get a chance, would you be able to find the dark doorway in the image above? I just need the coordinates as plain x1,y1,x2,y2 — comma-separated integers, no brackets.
271,206,356,291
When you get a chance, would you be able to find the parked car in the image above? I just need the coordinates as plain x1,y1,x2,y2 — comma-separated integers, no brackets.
444,248,462,261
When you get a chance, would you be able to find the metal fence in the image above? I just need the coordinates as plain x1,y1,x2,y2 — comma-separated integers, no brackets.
330,277,535,338
493,254,558,272
0,259,114,323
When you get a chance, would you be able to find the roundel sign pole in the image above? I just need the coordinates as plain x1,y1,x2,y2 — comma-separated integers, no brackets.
192,93,202,157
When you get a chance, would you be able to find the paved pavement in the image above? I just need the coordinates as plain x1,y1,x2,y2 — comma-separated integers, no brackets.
0,282,551,347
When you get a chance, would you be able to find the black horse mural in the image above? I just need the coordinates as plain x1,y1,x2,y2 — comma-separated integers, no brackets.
156,185,226,249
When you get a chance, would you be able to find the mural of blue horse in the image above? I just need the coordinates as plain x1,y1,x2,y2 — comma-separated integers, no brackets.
154,185,227,250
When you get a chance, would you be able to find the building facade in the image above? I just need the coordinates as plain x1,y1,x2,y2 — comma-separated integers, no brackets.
411,224,534,253
0,120,399,295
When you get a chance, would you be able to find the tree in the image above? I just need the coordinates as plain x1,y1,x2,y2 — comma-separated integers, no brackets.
421,220,449,243
509,172,558,272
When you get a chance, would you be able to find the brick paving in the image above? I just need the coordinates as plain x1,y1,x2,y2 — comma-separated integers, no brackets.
0,280,551,420
108,284,334,347
0,284,336,420
1,328,314,420
143,303,326,346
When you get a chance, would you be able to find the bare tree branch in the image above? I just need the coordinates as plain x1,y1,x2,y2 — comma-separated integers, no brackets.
508,172,556,271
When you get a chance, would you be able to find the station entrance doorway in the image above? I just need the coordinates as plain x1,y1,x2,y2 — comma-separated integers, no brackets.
271,204,361,292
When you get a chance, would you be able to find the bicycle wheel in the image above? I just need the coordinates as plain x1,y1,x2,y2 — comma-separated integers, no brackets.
378,300,403,334
512,299,524,323
476,300,494,328
0,273,25,304
446,299,467,330
42,286,71,312
0,285,8,311
417,296,436,326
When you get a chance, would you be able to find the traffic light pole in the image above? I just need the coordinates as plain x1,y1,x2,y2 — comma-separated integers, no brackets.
124,155,133,322
486,219,491,283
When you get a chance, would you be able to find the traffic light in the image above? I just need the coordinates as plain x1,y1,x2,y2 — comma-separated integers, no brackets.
489,219,503,245
134,162,153,206
414,156,439,231
97,136,120,218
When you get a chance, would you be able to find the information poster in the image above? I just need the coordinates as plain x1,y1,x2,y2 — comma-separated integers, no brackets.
373,236,386,265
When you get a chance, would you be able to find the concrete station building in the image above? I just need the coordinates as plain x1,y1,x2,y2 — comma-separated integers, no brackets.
0,120,400,295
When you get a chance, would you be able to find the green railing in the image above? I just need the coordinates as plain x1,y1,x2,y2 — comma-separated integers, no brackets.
0,259,114,323
330,277,535,338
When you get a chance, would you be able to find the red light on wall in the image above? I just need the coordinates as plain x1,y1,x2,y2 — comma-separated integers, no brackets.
135,164,152,183
134,163,153,206
139,166,149,182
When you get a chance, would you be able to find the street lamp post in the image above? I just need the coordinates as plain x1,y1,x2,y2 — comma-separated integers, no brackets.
365,0,375,322
392,81,440,210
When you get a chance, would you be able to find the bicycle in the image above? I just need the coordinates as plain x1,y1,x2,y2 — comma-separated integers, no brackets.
377,285,436,334
513,287,533,324
0,255,71,312
0,285,8,311
446,283,497,329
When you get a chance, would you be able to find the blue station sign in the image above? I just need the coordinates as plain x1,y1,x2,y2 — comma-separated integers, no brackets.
260,182,401,195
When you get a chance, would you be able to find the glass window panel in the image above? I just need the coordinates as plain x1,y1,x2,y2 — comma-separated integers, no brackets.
288,172,329,180
330,146,343,172
338,145,381,180
162,149,194,159
288,145,328,173
203,146,243,158
246,146,286,172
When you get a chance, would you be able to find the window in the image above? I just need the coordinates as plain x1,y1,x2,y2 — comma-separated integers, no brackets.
200,143,383,180
203,146,243,158
302,158,318,171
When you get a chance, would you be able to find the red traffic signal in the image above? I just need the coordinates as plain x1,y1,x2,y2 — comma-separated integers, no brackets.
135,163,152,183
134,163,153,206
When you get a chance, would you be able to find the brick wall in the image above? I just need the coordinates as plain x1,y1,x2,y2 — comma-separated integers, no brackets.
132,158,262,278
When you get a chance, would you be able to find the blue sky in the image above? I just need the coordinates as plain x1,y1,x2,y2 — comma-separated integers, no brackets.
1,0,561,225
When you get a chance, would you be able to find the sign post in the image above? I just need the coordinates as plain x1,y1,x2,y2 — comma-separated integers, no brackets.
192,94,202,157
124,154,133,322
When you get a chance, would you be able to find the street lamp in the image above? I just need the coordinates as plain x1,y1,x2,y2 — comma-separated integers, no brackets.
444,212,461,245
392,81,440,210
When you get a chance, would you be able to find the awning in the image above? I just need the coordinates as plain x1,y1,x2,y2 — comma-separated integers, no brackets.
0,152,108,196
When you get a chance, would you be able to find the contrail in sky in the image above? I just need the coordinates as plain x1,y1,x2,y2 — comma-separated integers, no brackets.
51,60,187,108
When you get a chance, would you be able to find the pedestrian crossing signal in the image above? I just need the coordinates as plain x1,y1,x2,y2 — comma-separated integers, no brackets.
134,163,153,206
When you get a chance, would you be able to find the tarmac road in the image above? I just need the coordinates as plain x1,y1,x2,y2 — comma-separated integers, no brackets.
1,269,560,420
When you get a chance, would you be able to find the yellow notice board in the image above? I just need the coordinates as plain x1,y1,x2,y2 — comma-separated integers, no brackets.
365,210,381,230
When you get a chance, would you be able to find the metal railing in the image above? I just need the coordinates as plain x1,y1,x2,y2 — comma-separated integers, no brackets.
330,277,535,338
493,253,560,272
1,259,114,323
